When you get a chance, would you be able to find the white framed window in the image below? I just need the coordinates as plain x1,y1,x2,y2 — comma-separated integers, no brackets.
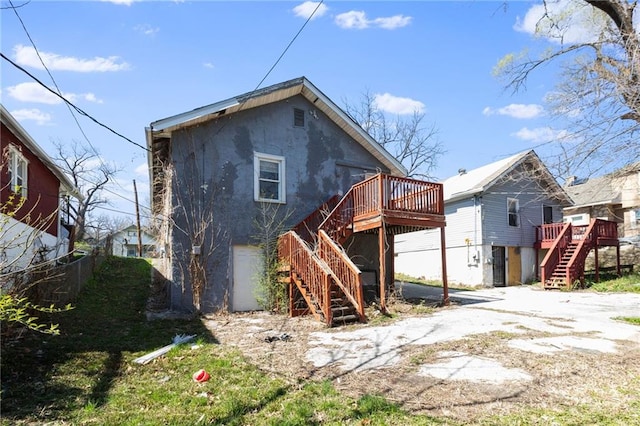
254,152,285,203
632,209,640,229
507,198,519,227
7,145,28,199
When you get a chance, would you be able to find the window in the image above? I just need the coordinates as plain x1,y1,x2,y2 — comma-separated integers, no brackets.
293,108,305,127
633,210,640,229
543,205,553,224
254,152,285,203
507,198,519,227
7,145,28,198
127,230,137,237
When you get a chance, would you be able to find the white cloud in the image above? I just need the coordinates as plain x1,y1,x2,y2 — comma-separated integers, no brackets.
10,108,52,125
512,126,569,143
374,93,425,115
14,44,130,72
203,62,215,69
292,2,328,20
483,103,544,119
83,93,104,104
101,0,137,5
134,162,149,176
514,0,605,44
372,15,412,30
134,24,159,36
7,82,63,104
7,82,103,105
335,10,411,30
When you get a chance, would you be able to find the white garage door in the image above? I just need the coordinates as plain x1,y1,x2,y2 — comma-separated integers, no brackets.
232,245,262,312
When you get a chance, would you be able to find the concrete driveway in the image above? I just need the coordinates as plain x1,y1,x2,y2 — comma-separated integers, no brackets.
305,283,640,382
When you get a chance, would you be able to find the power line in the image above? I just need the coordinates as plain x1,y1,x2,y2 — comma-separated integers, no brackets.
7,0,136,198
8,0,95,149
0,53,149,152
211,0,324,138
252,0,324,94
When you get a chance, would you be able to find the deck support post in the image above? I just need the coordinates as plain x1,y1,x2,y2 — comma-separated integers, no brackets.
594,245,599,283
440,226,449,306
379,229,387,313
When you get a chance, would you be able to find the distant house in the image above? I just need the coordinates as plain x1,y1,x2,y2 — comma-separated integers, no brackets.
563,163,640,239
395,150,572,287
110,225,157,258
147,77,446,323
0,105,81,272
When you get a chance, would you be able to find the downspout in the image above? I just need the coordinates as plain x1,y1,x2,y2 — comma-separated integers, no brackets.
473,195,479,263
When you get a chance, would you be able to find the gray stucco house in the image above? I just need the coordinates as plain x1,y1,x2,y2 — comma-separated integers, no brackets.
395,150,572,287
146,77,446,319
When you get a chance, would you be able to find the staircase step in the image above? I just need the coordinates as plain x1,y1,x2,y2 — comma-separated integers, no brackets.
331,314,359,326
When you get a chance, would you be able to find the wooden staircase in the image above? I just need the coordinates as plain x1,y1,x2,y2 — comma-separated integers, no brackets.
539,219,619,289
277,173,446,327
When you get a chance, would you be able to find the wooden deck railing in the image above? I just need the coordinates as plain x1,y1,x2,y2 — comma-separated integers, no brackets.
540,222,572,285
278,231,333,323
536,220,619,246
536,222,566,245
540,219,619,287
284,173,444,324
565,220,598,286
317,230,365,321
319,173,444,238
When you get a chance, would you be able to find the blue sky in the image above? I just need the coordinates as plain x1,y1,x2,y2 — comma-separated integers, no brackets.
1,0,577,222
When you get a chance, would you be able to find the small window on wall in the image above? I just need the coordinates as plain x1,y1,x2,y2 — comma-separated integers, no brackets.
7,145,28,199
508,198,519,227
633,209,640,229
293,108,305,127
543,205,553,224
254,152,286,203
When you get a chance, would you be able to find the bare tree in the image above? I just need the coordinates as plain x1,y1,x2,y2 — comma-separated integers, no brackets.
495,0,639,178
162,133,228,314
0,173,71,337
344,90,445,179
252,201,294,312
53,140,120,241
85,213,131,243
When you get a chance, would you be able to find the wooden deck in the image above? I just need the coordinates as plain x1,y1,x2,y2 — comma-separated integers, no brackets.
279,173,447,326
535,219,620,289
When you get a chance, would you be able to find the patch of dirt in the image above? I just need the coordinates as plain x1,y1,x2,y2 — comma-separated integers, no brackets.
201,300,640,422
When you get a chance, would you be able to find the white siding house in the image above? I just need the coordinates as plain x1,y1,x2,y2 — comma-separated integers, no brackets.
395,150,572,287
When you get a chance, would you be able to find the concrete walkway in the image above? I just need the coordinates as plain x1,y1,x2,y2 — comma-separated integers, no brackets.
305,283,640,383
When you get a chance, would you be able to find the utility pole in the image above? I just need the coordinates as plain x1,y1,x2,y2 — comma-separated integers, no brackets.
133,179,143,257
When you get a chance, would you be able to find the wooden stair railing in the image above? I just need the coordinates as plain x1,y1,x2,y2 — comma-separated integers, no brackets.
292,195,341,245
543,219,611,289
317,230,365,322
282,173,444,325
540,222,572,287
278,230,363,326
278,231,333,324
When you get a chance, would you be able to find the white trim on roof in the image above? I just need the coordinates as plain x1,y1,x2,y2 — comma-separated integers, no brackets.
0,104,81,200
147,77,407,177
150,98,240,132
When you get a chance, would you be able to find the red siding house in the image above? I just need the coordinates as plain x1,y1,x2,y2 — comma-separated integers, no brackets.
1,105,80,272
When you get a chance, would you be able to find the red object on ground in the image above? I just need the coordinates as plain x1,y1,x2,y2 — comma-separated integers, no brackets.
192,369,210,382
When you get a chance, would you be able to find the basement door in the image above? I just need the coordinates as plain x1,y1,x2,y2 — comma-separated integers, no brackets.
492,246,506,287
507,246,522,286
232,245,262,312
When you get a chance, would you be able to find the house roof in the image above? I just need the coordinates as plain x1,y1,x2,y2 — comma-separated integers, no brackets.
564,176,618,208
442,149,572,205
563,162,640,209
1,104,81,200
146,77,407,187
